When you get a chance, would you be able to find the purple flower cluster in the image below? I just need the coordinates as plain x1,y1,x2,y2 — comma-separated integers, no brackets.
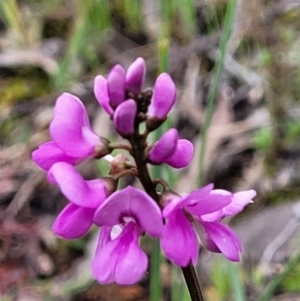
32,58,256,285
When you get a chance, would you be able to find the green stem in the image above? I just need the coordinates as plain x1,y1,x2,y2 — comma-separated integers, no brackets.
130,127,204,301
150,239,162,301
182,264,205,301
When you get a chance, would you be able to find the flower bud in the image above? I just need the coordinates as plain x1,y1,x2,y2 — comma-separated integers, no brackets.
148,129,178,164
165,139,194,168
113,99,137,136
126,57,146,93
146,73,176,131
107,65,126,108
94,75,114,115
108,153,130,176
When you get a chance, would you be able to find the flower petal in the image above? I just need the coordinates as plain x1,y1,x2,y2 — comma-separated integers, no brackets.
126,57,146,92
94,75,114,115
186,190,231,217
148,128,178,164
223,190,256,217
107,65,126,108
201,189,255,221
52,203,94,239
197,221,242,262
48,162,106,208
163,184,214,218
92,228,119,284
165,139,194,168
147,73,176,119
50,93,99,158
113,99,137,136
94,186,163,237
115,223,148,285
32,141,79,171
161,209,198,266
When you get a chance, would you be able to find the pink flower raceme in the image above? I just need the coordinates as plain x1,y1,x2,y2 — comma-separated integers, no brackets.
148,128,194,168
30,57,257,289
93,186,163,285
160,184,255,266
47,162,115,239
32,93,110,171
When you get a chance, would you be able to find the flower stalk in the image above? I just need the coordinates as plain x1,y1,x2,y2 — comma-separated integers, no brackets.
130,118,204,300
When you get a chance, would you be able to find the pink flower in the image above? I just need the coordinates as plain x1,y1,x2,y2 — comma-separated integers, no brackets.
92,186,163,285
32,93,110,171
48,162,111,239
160,184,253,266
148,128,194,168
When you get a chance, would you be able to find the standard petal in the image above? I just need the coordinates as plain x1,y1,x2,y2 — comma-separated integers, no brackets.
107,65,126,108
163,184,214,218
50,93,99,158
94,75,114,115
223,190,256,217
52,203,94,239
186,190,231,217
32,141,79,171
147,73,176,119
48,162,106,208
126,57,146,92
148,128,178,164
165,139,194,168
161,209,198,266
94,186,163,237
197,221,242,262
113,99,137,136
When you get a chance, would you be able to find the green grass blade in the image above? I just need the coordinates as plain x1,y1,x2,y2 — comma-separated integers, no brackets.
53,0,111,90
0,0,30,46
149,39,171,301
124,0,141,31
174,0,196,34
197,0,237,185
256,250,300,301
227,261,246,301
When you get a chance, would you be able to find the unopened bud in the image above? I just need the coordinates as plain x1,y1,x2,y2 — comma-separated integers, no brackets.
109,154,131,176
